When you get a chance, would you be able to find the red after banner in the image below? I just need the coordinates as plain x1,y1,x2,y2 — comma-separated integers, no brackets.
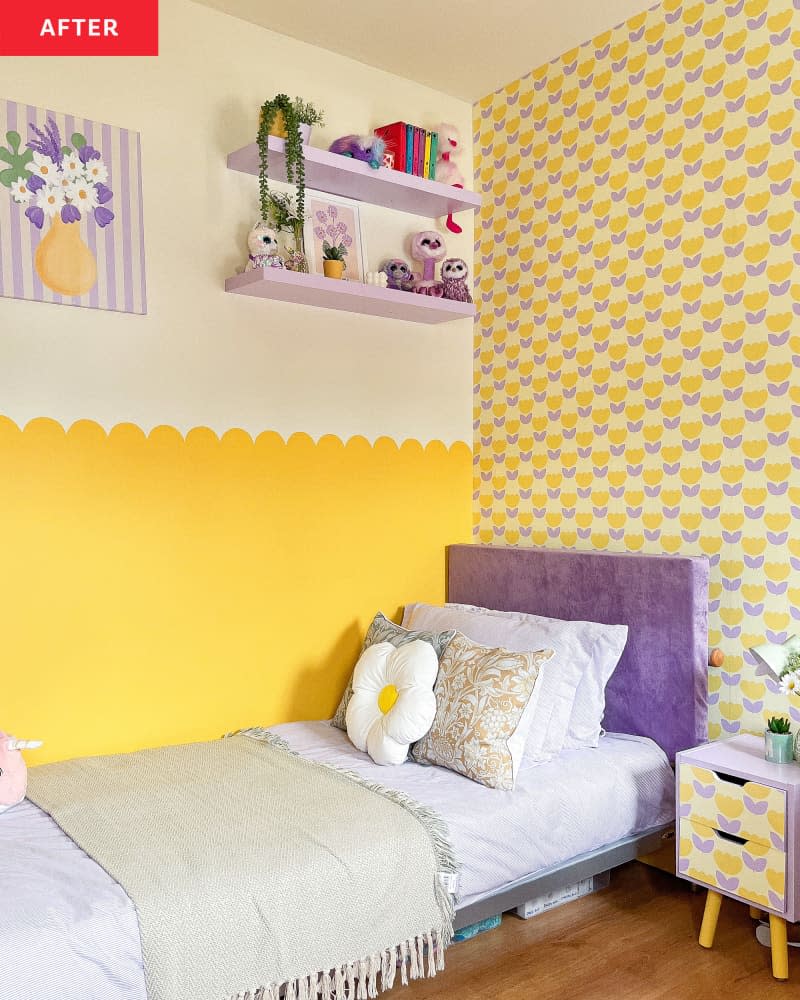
0,1,158,55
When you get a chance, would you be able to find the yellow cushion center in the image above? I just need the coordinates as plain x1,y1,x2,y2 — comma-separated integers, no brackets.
378,684,399,714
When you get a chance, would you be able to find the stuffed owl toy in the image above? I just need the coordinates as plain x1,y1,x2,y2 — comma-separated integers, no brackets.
0,733,42,814
245,222,285,271
380,258,414,292
441,257,472,303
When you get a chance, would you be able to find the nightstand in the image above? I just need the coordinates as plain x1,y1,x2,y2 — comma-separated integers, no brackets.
676,734,799,979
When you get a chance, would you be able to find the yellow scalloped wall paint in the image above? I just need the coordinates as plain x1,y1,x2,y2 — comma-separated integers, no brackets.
473,0,800,740
1,417,471,764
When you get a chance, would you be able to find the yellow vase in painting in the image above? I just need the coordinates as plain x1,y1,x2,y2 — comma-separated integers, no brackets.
35,215,97,296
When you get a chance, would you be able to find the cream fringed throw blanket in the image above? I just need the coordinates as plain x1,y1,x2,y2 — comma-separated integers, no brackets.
27,731,457,1000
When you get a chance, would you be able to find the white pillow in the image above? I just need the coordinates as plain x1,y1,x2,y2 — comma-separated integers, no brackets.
345,640,438,765
403,603,628,754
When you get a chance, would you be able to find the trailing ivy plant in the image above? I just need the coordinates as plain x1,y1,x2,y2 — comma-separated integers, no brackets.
257,94,306,231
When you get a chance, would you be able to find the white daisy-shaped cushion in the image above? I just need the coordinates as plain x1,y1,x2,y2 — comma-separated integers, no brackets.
346,640,438,765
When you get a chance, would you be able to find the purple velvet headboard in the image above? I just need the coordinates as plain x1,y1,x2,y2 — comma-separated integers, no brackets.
447,545,708,760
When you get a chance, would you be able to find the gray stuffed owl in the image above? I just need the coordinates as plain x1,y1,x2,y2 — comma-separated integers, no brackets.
440,257,472,303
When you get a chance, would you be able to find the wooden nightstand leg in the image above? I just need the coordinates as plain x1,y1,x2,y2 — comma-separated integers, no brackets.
749,906,763,920
769,915,789,981
699,890,723,949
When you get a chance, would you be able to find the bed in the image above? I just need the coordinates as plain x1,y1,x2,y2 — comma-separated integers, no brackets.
1,545,709,997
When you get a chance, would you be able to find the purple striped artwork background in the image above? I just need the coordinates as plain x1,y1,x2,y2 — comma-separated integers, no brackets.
0,99,146,314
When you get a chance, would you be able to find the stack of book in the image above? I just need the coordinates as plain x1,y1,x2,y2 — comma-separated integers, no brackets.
374,122,438,180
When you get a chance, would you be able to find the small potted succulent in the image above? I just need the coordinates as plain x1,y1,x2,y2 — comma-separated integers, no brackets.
322,241,347,279
765,716,793,764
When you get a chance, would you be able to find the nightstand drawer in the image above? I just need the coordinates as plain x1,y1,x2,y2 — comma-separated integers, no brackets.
678,819,786,912
678,764,786,850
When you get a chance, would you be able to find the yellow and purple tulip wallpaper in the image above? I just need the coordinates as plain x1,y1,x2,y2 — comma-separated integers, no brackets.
473,0,800,739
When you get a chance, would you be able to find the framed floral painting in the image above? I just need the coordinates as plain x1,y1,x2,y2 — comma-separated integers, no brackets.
303,193,367,283
0,98,146,313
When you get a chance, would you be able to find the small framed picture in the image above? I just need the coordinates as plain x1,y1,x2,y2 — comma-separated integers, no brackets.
304,192,367,282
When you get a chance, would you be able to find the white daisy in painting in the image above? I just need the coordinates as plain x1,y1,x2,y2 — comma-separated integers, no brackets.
68,178,98,211
83,158,108,185
779,670,800,697
10,177,33,204
60,150,83,178
30,151,57,182
37,187,65,217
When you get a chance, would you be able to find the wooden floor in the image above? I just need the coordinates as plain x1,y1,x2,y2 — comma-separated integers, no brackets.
404,862,796,999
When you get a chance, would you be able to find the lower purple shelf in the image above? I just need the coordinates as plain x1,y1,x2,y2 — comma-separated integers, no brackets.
225,268,475,324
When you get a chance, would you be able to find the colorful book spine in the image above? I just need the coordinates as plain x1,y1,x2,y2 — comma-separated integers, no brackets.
373,121,407,173
377,122,439,177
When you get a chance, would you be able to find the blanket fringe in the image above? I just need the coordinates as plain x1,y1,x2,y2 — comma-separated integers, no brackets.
228,729,458,1000
231,927,449,999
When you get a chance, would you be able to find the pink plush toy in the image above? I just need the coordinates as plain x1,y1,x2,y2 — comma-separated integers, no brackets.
436,122,465,235
0,733,42,814
409,231,446,296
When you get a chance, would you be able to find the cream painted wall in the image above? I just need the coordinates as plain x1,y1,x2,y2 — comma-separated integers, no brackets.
0,0,473,445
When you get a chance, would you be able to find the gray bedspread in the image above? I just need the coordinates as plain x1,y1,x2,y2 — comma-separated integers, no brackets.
25,733,454,1000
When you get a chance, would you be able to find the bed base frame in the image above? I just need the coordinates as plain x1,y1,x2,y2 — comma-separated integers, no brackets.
454,822,674,929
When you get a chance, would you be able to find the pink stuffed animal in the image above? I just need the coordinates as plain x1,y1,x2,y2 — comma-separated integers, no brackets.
409,231,446,296
436,122,465,235
0,733,42,814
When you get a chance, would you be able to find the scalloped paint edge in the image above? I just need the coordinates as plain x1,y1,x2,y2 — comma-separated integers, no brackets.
0,415,473,461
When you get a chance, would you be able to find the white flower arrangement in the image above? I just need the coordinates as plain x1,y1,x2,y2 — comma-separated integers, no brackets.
1,117,114,230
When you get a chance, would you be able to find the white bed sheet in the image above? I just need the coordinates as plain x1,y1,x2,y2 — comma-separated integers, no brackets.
274,721,675,908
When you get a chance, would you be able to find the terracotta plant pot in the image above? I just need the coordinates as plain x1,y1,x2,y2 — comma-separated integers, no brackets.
323,259,345,279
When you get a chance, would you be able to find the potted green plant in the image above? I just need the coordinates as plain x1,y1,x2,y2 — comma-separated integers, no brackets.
765,716,793,763
257,95,307,242
322,241,347,279
291,97,324,143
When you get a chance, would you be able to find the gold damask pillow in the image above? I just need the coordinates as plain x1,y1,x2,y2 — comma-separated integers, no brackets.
411,632,554,790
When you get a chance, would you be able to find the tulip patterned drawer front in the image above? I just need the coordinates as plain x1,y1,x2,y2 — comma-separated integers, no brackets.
678,819,786,913
678,764,786,852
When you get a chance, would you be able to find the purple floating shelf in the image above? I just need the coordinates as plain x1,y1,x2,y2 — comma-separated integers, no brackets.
226,268,475,324
227,136,481,218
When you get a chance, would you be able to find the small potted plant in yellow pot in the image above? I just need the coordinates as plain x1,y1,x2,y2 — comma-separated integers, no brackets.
322,241,347,279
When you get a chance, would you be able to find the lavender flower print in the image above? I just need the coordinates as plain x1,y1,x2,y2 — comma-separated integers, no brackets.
0,116,117,294
313,205,354,250
0,97,147,313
